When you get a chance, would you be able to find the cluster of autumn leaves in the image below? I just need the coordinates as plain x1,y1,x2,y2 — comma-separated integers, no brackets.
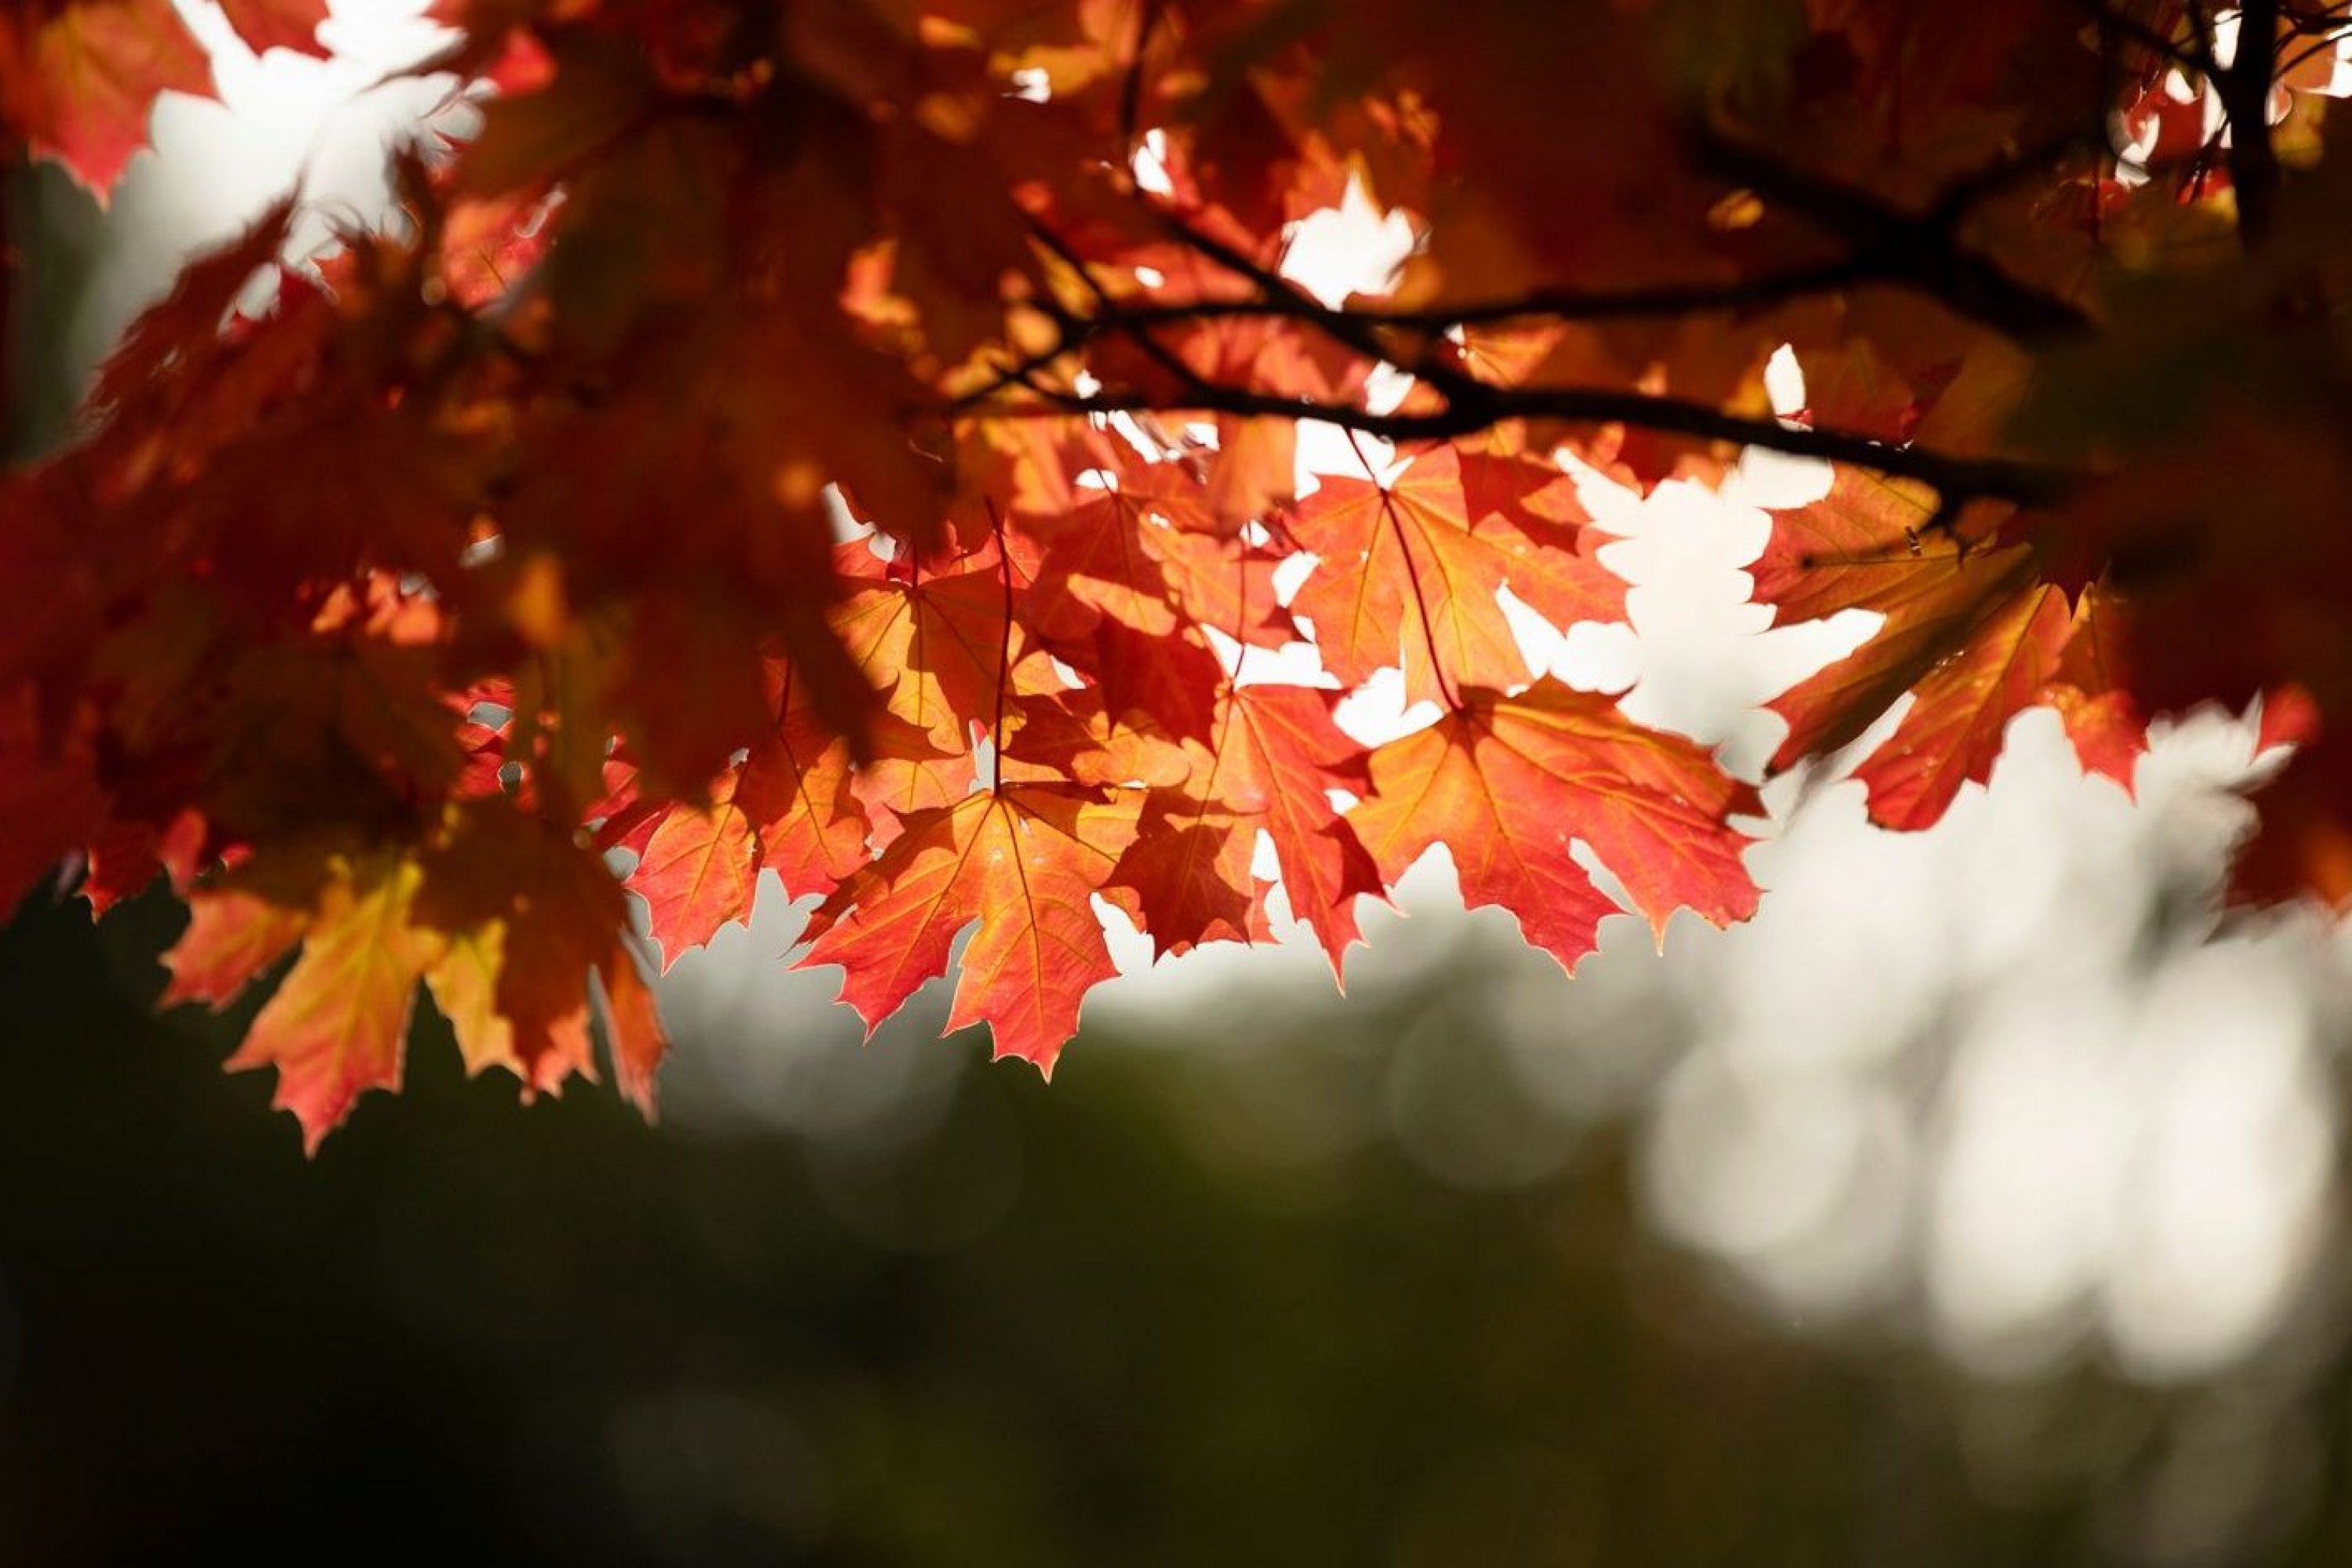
4,0,2349,1149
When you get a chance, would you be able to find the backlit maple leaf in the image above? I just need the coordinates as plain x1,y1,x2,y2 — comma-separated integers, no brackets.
412,804,669,1106
0,0,212,195
205,853,441,1154
831,542,1053,750
1203,684,1383,972
1288,445,1623,706
799,785,1142,1073
630,768,758,969
1348,678,1762,971
1102,798,1272,959
1759,471,2143,826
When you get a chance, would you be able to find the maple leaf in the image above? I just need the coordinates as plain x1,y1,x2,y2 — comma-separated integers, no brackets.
1004,462,1297,742
630,768,758,969
1011,467,1297,648
179,853,444,1154
1759,471,2144,826
412,804,670,1101
1848,583,2073,827
799,785,1142,1074
1201,684,1384,972
81,804,205,914
1452,447,1627,628
599,953,666,1116
160,885,308,1009
0,0,213,195
1287,445,1623,706
1207,415,1298,525
156,822,665,1149
2042,584,2143,792
1102,798,1272,959
831,543,1052,749
1076,615,1229,743
1347,679,1762,971
998,688,1192,791
421,921,518,1080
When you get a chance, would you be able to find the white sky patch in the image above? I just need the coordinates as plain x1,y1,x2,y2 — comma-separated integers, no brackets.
1292,419,1400,494
1333,666,1443,747
1131,129,1174,198
1280,177,1420,307
1203,625,1332,688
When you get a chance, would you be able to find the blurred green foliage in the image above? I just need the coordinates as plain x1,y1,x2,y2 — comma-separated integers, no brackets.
3,891,2350,1565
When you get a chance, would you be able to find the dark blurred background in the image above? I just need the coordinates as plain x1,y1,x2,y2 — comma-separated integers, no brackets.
1,885,2350,1566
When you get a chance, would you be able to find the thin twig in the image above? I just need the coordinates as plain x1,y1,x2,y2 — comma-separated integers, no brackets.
1116,0,1162,157
987,497,1014,790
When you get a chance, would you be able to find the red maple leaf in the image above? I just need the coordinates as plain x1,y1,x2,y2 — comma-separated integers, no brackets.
0,0,213,194
1759,471,2143,826
1348,678,1762,971
798,784,1142,1074
1287,445,1624,706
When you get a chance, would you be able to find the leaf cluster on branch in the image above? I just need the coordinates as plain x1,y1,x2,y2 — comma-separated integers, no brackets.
3,0,2349,1149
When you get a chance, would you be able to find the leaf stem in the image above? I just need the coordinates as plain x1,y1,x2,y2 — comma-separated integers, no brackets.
1345,430,1459,711
987,497,1014,792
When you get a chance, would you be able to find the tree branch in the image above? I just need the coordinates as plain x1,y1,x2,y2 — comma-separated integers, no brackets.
964,378,2078,507
1146,209,1486,401
949,260,1877,411
1127,262,1875,332
1691,127,2098,341
1025,216,1207,394
2219,0,2284,246
955,142,2107,523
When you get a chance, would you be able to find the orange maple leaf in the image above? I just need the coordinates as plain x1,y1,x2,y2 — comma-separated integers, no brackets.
831,542,1054,749
413,804,668,1108
630,768,759,970
1102,801,1273,959
1208,683,1383,972
216,854,443,1155
1759,471,2142,826
160,885,308,1009
799,784,1142,1073
1288,445,1622,706
1348,678,1762,971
